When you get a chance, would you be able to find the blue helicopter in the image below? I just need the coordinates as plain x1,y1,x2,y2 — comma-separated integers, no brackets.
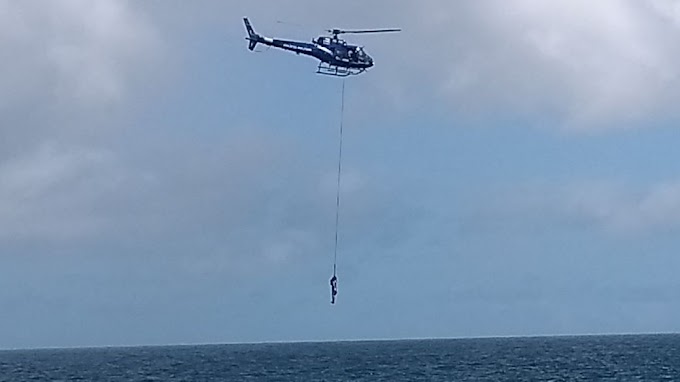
244,18,400,77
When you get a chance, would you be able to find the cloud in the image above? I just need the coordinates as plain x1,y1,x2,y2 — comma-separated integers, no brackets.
0,142,138,240
470,180,680,236
361,0,680,129
563,180,680,234
0,0,158,107
0,1,161,241
0,0,160,163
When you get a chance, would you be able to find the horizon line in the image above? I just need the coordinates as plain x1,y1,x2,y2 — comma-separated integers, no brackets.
2,331,679,352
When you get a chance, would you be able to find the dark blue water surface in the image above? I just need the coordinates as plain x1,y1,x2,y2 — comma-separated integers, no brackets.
1,335,679,381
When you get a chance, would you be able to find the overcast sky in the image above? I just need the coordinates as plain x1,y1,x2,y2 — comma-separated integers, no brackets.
3,0,680,349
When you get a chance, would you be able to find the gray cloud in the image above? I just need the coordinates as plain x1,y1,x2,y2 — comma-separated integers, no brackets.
562,180,680,234
467,179,680,236
0,143,124,240
384,0,680,128
0,1,160,241
0,0,157,107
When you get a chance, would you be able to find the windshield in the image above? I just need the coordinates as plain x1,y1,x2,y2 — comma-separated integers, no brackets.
355,47,371,63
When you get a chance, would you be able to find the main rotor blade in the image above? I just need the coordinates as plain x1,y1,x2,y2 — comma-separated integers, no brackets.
329,28,401,35
344,29,402,34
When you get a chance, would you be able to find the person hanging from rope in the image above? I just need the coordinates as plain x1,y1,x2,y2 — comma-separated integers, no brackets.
330,274,338,304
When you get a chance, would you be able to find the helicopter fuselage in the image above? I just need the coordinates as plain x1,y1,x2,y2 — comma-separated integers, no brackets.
244,18,375,76
257,37,374,70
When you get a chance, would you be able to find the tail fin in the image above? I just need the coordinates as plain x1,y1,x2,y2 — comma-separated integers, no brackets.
243,17,259,51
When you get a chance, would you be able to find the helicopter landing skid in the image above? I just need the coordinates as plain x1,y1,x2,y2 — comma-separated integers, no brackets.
316,63,365,77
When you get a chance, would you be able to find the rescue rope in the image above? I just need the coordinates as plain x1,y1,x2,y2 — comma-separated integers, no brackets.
333,79,346,278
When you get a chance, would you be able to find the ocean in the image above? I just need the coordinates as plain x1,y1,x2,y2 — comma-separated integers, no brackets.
1,335,678,381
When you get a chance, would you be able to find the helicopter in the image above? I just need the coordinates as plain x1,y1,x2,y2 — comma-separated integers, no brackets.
243,18,400,77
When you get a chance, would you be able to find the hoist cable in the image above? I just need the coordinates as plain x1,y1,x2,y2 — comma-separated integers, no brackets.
333,79,346,277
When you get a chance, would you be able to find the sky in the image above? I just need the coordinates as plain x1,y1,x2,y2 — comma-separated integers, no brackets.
3,0,680,349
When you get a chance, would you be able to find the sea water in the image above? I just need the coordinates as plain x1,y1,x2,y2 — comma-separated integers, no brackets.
1,335,678,381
